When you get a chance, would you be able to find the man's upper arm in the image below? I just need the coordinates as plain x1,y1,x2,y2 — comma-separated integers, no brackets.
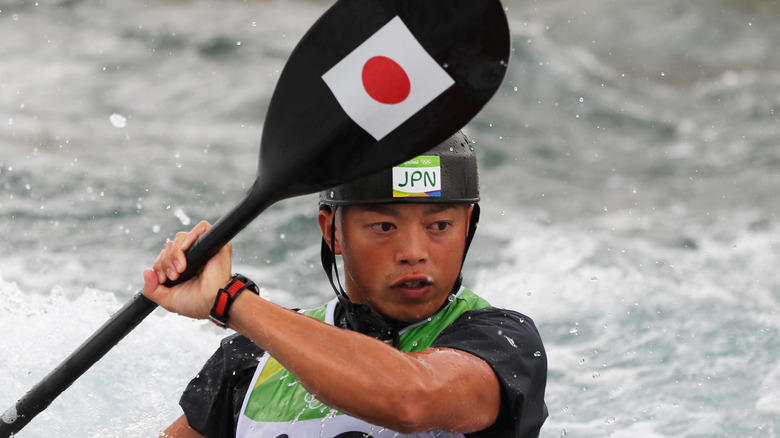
406,346,502,432
431,307,548,437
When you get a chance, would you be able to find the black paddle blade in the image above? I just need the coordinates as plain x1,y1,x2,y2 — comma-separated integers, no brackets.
257,0,510,198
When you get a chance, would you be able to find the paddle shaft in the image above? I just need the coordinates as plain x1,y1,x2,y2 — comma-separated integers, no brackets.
0,184,276,438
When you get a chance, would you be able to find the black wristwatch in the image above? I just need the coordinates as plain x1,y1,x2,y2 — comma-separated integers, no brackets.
209,274,259,329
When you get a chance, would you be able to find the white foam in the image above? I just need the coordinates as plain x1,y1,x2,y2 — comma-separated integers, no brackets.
0,271,225,437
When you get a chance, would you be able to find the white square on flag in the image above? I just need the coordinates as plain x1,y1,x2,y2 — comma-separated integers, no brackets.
322,16,455,140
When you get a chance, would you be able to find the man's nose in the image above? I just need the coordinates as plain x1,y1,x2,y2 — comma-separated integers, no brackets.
396,226,428,265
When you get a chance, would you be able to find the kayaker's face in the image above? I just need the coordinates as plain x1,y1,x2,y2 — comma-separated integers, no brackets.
319,203,472,323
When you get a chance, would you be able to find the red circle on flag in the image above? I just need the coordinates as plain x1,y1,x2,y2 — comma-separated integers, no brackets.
361,56,411,105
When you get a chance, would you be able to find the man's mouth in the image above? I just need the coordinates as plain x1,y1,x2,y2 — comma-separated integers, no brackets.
399,280,429,288
393,275,433,287
391,276,434,297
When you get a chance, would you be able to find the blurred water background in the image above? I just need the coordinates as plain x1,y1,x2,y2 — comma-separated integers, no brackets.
1,0,779,436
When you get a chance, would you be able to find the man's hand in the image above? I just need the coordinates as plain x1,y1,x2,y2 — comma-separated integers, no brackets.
142,221,233,320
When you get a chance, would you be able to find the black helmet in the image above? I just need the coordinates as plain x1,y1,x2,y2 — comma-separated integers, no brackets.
320,131,479,207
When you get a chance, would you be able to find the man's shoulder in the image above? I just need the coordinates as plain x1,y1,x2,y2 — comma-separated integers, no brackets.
459,305,538,327
435,304,544,352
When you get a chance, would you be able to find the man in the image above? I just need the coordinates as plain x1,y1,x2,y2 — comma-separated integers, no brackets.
143,131,548,437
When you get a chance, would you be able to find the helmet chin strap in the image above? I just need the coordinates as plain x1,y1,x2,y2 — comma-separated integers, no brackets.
319,204,480,347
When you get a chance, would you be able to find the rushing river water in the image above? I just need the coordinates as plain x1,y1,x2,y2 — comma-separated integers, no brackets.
1,0,779,436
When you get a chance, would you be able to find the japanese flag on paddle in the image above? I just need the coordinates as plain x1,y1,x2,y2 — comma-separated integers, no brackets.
322,16,455,140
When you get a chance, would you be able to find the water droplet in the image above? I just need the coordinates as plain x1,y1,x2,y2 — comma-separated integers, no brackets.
569,327,578,335
533,351,541,357
152,225,161,233
173,207,191,226
109,113,127,128
605,417,616,425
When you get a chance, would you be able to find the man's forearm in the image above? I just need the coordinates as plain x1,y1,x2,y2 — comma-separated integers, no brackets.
228,292,500,433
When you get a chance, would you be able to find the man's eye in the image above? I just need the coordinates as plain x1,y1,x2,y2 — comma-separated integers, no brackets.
431,221,451,231
372,222,394,232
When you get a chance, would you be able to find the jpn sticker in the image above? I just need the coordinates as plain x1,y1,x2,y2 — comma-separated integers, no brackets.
392,155,441,197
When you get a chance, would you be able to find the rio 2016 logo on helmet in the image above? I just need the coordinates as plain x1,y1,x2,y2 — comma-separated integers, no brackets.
320,131,479,206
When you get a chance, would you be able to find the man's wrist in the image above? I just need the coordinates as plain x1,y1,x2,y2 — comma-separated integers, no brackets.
209,274,259,328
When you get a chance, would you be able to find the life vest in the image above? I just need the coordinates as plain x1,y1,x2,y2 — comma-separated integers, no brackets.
235,287,490,438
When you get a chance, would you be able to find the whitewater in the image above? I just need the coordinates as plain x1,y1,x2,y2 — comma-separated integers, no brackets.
1,0,779,436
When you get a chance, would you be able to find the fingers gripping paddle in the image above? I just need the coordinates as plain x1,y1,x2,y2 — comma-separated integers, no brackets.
0,0,509,435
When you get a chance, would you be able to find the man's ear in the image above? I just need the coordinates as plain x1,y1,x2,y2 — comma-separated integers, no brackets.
466,204,475,236
318,207,342,255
